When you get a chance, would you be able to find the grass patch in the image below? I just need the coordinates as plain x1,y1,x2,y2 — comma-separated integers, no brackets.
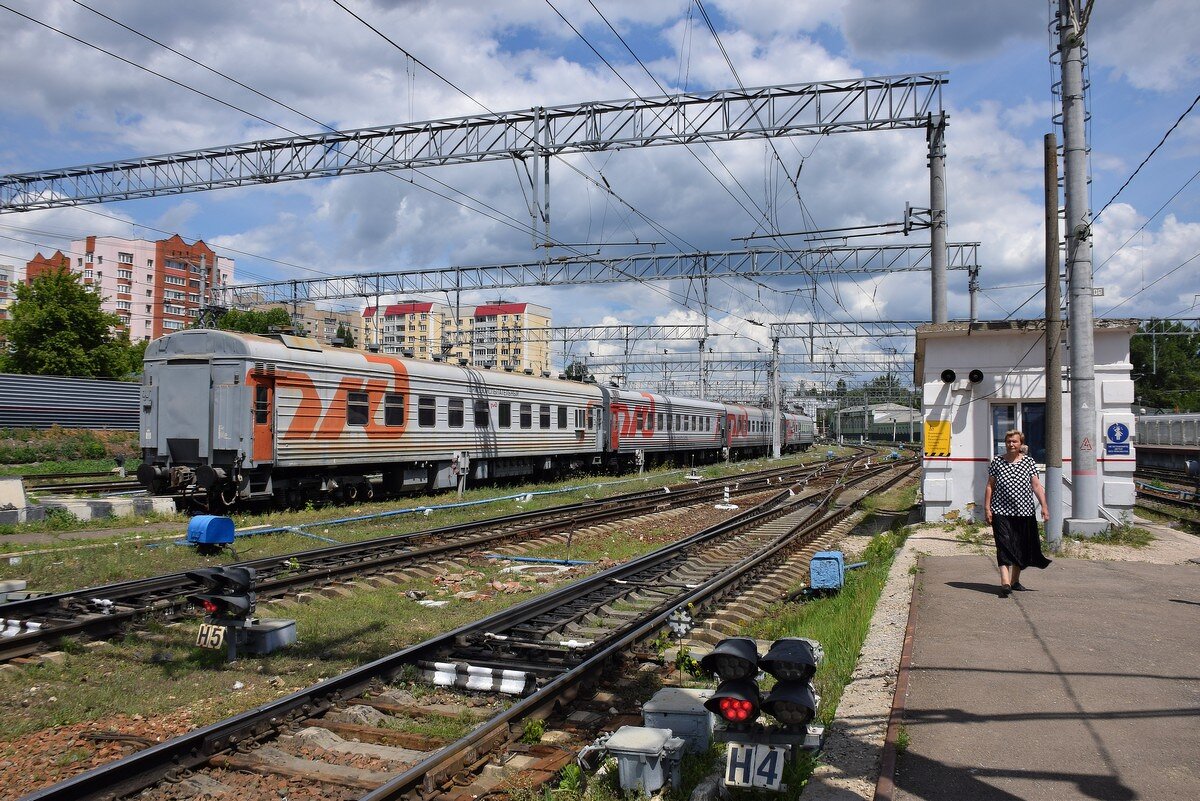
896,725,911,754
1070,523,1154,549
0,428,137,467
747,528,908,727
859,481,919,513
739,527,908,795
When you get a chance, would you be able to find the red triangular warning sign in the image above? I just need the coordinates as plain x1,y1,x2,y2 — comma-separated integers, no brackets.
1081,436,1092,451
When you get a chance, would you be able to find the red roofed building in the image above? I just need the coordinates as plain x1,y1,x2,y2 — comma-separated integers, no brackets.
360,299,551,371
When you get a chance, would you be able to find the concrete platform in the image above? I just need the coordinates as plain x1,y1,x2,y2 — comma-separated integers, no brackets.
36,494,178,521
895,555,1200,801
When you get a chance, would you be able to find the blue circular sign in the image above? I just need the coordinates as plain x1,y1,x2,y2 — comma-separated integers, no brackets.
1107,423,1129,443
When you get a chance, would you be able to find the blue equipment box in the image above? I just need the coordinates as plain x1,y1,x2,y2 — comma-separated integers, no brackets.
187,515,235,545
809,550,846,590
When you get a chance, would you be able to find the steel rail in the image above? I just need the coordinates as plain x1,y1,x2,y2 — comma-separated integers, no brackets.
20,458,912,800
0,460,849,661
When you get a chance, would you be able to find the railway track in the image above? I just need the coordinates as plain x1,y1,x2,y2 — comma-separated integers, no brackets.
0,454,883,663
18,456,912,801
1135,482,1200,516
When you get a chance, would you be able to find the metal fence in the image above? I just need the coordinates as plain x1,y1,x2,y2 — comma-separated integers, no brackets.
0,373,139,430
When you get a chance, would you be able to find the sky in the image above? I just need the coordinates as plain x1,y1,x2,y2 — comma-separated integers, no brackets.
0,0,1197,388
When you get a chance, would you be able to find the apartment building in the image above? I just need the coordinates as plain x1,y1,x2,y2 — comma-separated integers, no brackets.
360,300,552,372
0,263,14,321
25,235,234,341
244,299,361,347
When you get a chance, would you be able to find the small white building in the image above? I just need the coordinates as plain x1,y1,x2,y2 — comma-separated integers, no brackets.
914,320,1137,524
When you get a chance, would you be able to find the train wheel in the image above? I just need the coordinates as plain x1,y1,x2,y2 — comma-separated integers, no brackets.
364,484,375,502
344,483,360,503
286,489,306,510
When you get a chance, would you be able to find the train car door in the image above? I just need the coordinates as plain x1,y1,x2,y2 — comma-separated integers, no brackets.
249,373,275,463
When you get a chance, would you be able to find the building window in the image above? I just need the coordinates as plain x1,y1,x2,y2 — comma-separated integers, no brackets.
118,252,133,264
418,396,436,427
384,393,404,426
346,391,369,426
991,402,1046,463
448,398,464,428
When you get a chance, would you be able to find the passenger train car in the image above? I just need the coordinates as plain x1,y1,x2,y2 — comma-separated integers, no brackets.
136,329,814,508
1136,412,1200,472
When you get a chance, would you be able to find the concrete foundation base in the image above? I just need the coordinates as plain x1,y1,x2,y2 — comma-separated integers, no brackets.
1064,517,1109,537
37,495,178,522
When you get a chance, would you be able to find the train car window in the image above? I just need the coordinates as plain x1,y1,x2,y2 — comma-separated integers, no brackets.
499,402,511,428
448,398,464,428
347,391,369,426
658,412,664,429
587,407,595,429
418,396,436,427
575,409,584,428
540,404,551,429
254,385,269,425
558,405,567,429
520,403,533,429
384,393,404,426
474,399,489,428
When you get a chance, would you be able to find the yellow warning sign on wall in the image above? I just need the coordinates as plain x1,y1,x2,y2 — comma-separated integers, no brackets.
925,420,951,457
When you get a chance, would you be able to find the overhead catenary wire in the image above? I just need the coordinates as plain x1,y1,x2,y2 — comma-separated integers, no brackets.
1094,90,1200,224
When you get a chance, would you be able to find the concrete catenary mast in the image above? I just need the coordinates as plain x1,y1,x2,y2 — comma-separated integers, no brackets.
1058,0,1106,535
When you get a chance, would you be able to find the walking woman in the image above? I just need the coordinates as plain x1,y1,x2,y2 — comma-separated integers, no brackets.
984,429,1052,597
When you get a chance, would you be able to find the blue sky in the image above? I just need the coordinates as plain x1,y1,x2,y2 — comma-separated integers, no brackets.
0,0,1197,380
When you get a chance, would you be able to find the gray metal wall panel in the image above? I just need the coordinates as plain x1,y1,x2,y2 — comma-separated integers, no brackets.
0,373,139,430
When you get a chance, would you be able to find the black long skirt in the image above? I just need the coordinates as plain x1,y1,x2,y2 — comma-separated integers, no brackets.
992,515,1052,569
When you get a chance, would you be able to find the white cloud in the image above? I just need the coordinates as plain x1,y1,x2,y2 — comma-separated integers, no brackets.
0,0,1195,382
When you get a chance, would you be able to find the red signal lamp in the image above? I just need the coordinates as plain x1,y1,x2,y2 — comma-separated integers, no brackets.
704,678,761,727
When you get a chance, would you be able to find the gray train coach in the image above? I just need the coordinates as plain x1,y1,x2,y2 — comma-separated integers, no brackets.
136,329,813,509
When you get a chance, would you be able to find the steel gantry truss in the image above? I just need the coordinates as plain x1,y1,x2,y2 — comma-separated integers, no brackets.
0,73,946,212
220,244,978,306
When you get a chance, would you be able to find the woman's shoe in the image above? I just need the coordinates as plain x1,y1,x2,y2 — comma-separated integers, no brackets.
1000,584,1011,598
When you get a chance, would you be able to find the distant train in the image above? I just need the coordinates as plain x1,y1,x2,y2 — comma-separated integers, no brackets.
1136,412,1200,472
136,330,815,509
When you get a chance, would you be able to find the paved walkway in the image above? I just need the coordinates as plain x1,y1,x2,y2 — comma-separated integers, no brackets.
894,554,1200,801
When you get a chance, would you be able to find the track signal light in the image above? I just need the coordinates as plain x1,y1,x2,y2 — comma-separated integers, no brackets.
700,638,763,729
185,566,257,622
699,637,760,680
701,637,823,731
940,369,956,383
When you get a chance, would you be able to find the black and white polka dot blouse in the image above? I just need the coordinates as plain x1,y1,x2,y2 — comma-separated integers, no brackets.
988,454,1038,517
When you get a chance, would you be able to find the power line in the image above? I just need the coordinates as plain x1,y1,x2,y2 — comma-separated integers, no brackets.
1094,90,1200,223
